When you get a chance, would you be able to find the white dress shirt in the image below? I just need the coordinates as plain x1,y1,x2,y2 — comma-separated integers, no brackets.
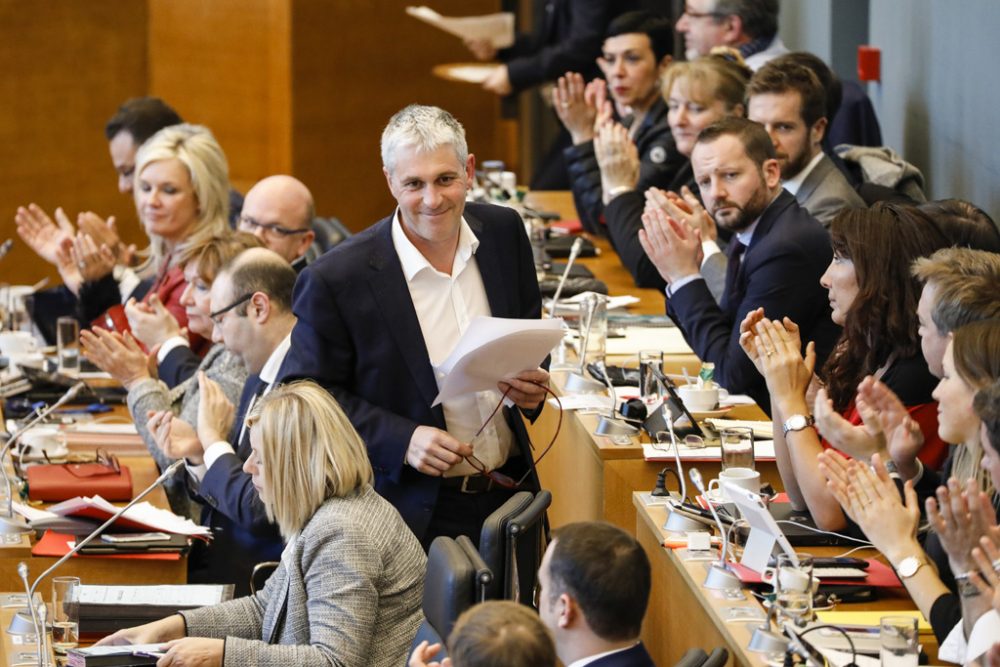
391,211,514,477
186,332,292,483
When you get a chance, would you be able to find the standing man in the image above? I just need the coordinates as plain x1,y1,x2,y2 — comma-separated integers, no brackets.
639,117,839,409
279,105,549,547
746,61,863,225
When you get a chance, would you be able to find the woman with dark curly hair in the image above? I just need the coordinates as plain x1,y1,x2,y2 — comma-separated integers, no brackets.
739,202,952,530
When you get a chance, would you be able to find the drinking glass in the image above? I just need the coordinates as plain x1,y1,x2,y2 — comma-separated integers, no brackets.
773,554,813,626
578,293,607,368
719,427,754,470
51,576,79,654
57,317,80,376
638,350,664,407
880,615,918,667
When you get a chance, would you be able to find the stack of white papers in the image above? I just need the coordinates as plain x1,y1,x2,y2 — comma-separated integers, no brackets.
642,440,776,461
17,495,211,538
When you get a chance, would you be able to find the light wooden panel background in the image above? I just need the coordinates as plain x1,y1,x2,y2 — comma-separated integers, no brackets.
2,0,510,286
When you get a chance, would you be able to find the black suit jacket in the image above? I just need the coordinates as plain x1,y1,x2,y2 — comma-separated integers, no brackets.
189,373,283,595
602,165,697,290
278,203,543,539
668,190,841,409
588,643,656,667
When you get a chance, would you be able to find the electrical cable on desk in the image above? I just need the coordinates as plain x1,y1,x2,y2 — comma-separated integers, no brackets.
797,624,859,667
832,544,881,559
775,520,874,547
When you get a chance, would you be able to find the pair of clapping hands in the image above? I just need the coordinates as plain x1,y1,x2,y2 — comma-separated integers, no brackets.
147,372,236,467
80,294,185,388
738,308,924,467
15,203,136,295
821,452,1000,606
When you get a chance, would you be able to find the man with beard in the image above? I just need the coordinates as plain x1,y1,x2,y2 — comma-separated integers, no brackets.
746,61,863,226
639,117,839,409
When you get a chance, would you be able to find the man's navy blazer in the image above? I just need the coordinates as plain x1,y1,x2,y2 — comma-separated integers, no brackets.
588,643,657,667
668,190,841,409
278,202,543,539
190,373,283,594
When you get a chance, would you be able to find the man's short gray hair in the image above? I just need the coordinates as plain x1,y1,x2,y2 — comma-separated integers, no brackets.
713,0,780,40
380,104,469,174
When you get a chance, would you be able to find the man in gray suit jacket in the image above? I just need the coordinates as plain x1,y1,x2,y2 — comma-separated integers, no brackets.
746,59,864,226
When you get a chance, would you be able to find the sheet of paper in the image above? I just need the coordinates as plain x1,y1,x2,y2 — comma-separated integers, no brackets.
66,422,138,435
71,643,169,657
705,418,774,438
77,584,229,607
406,6,514,47
605,326,693,356
47,495,211,537
438,64,501,83
642,440,776,461
433,316,565,406
551,294,640,315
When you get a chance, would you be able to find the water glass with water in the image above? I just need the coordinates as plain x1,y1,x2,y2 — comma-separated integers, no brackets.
719,427,755,470
638,350,664,407
773,554,813,626
578,293,607,368
57,317,80,376
880,615,918,667
51,576,79,654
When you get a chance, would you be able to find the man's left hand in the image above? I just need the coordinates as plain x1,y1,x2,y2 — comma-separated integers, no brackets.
482,65,512,96
499,368,549,410
638,205,702,284
196,372,235,447
157,637,224,667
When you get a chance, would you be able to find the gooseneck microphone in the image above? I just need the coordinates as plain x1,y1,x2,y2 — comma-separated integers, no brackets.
0,381,87,533
17,561,41,646
548,236,585,317
688,467,741,591
10,460,185,647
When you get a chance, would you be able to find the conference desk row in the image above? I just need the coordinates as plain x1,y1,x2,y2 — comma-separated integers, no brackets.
524,192,938,667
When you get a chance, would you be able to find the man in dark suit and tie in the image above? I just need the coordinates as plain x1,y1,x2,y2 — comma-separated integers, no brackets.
639,117,839,410
155,248,297,593
538,522,656,667
278,104,549,547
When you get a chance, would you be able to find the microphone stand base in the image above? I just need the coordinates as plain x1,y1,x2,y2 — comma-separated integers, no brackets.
748,626,789,654
594,416,640,438
564,372,606,394
7,609,45,636
0,514,32,535
664,509,706,533
703,561,742,592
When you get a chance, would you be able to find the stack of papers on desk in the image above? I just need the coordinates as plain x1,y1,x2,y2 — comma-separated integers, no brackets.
642,440,776,462
605,327,692,356
16,495,211,539
76,584,233,635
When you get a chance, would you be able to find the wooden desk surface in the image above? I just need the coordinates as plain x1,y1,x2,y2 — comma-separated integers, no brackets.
633,495,938,667
0,404,187,592
524,191,773,531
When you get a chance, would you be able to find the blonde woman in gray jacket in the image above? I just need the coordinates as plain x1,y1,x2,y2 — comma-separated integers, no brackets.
97,380,427,667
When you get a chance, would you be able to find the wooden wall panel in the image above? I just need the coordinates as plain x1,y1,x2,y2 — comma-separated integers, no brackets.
0,1,148,286
148,0,292,194
290,0,506,231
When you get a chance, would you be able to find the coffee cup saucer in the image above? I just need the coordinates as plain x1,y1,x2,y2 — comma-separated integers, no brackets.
690,405,734,419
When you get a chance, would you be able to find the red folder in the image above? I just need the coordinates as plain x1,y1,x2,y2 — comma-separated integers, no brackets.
31,530,180,560
730,559,902,588
27,463,133,502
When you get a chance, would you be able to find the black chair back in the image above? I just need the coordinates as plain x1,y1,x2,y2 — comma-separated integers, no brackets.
506,490,551,603
478,491,533,599
307,216,352,261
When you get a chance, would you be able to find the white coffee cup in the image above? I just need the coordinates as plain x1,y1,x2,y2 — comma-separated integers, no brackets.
18,427,66,455
0,331,38,357
678,384,719,412
708,467,761,500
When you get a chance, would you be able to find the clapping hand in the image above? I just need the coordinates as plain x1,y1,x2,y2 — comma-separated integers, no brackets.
927,477,1000,575
78,211,136,266
553,73,600,144
14,203,75,266
856,377,925,478
482,64,512,96
752,318,814,416
738,307,767,374
813,386,883,461
645,186,717,242
637,204,702,284
969,534,1000,613
594,120,640,202
65,232,117,283
148,411,204,464
196,372,235,447
80,328,150,390
125,294,183,349
409,640,452,667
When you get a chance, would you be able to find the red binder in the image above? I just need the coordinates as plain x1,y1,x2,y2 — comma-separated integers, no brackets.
27,463,133,502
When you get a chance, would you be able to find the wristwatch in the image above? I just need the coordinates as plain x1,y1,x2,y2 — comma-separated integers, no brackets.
782,414,815,437
895,555,927,579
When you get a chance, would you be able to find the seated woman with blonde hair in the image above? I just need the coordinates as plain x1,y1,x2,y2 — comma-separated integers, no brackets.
98,380,427,667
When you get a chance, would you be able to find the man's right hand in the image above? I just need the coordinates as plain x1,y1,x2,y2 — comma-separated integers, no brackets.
405,426,473,476
148,410,204,465
14,203,75,266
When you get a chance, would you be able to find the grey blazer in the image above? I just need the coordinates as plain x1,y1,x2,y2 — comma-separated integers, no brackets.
127,344,247,518
795,154,865,227
180,486,426,667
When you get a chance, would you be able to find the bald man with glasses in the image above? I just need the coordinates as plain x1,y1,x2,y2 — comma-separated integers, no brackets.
237,175,316,271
